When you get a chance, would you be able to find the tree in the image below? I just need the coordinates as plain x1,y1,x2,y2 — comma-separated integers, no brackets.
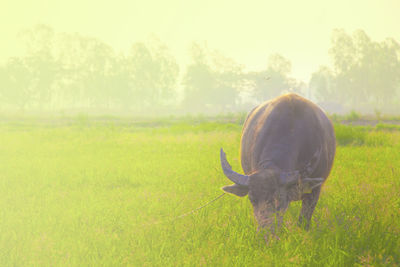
371,38,400,105
0,58,33,109
19,24,59,109
126,39,179,110
314,29,400,110
309,66,337,102
182,42,244,113
247,54,303,102
0,25,182,112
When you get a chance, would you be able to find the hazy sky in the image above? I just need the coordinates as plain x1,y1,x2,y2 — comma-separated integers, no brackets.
1,0,399,82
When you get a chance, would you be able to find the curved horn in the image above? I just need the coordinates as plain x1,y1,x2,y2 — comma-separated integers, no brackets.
220,148,249,186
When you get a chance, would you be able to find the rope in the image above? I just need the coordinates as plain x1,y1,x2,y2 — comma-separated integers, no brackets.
141,192,226,227
173,192,226,220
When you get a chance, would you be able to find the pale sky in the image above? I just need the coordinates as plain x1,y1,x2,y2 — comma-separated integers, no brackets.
1,0,399,82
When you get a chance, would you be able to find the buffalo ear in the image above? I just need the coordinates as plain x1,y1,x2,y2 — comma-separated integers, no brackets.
301,178,324,193
222,184,249,197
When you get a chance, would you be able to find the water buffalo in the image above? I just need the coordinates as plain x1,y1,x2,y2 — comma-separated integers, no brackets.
220,93,335,237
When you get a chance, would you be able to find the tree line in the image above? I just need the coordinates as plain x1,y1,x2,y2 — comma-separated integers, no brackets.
310,29,400,113
1,25,399,114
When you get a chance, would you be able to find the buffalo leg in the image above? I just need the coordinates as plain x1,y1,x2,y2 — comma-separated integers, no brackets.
298,186,321,230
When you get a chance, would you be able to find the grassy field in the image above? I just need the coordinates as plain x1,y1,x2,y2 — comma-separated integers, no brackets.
0,117,399,266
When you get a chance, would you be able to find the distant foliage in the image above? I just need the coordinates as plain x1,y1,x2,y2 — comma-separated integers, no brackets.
182,43,305,113
334,123,400,146
0,25,180,112
375,123,400,131
310,29,400,113
345,110,361,121
334,124,367,146
1,25,399,115
246,54,305,102
182,42,244,113
0,26,305,114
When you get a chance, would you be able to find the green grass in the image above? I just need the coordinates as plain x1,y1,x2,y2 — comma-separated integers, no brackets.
0,119,399,266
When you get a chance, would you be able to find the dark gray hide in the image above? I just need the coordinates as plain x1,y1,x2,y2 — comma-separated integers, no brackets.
220,93,336,234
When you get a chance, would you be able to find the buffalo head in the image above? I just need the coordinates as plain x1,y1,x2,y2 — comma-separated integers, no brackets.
220,148,324,234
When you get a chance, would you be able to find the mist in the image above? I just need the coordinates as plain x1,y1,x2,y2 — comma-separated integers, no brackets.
1,1,400,116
